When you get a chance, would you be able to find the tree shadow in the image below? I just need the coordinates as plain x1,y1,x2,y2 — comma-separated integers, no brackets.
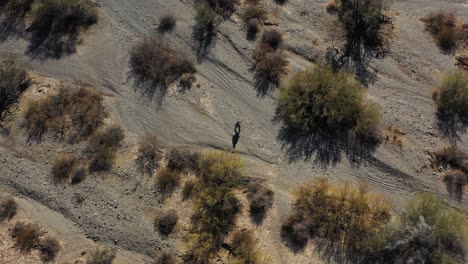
192,23,217,62
276,124,379,168
436,110,467,143
0,1,31,41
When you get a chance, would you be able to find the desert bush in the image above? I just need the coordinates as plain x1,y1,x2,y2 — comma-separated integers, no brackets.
436,71,468,126
167,149,200,173
0,196,17,222
0,58,30,121
281,179,392,257
154,252,177,264
71,166,87,184
253,43,288,91
246,182,274,224
182,178,197,200
11,222,41,252
261,29,282,50
28,0,97,57
434,145,468,173
87,125,124,173
51,154,78,182
193,1,221,57
246,18,259,40
242,5,266,24
23,85,108,142
373,194,467,264
422,11,460,52
205,0,237,17
136,133,163,175
129,36,195,102
86,247,116,264
39,237,61,262
230,230,268,264
154,209,179,236
156,168,181,195
277,64,381,143
158,15,176,32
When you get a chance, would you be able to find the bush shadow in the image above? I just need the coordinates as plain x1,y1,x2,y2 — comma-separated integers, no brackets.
436,110,467,143
192,24,217,62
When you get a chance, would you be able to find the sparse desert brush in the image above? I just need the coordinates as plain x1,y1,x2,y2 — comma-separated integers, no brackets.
11,222,42,252
154,251,177,264
154,209,179,236
193,1,221,51
434,145,468,173
51,154,78,182
436,71,468,125
261,29,283,50
242,5,267,24
281,179,392,255
136,133,163,175
167,148,200,173
158,15,176,32
277,64,381,143
0,196,17,222
0,58,30,121
246,182,274,224
156,168,181,196
39,236,61,262
421,11,461,52
182,178,197,200
229,230,269,264
385,126,405,148
129,36,195,102
87,125,125,173
86,247,116,264
23,85,108,142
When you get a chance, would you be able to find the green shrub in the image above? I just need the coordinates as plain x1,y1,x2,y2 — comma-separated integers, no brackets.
277,64,381,142
23,85,108,142
135,133,163,175
154,209,179,236
281,179,392,256
434,145,468,173
86,247,116,264
11,222,41,252
436,71,468,125
129,36,195,101
0,196,17,222
242,5,266,24
0,58,29,121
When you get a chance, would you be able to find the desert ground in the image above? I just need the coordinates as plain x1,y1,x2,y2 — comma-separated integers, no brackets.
0,0,467,263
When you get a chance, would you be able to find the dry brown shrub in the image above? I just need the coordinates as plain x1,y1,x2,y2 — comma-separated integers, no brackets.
86,247,116,264
182,178,197,200
154,251,177,264
242,5,267,24
51,154,78,182
421,11,462,52
253,43,288,88
136,133,163,175
167,148,200,173
23,85,108,143
87,125,125,173
156,168,181,196
154,209,178,236
0,196,17,222
11,222,41,252
246,181,274,224
39,236,61,262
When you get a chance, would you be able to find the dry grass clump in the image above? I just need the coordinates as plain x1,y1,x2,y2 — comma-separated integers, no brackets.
0,196,17,222
38,236,61,262
246,182,274,224
158,15,176,32
23,85,108,143
229,230,269,264
51,154,79,182
11,222,42,252
183,152,243,263
435,71,468,125
154,252,177,264
129,36,195,103
0,58,30,122
86,247,116,264
87,125,125,173
154,209,179,236
281,179,392,256
136,133,163,175
277,64,381,143
156,168,181,196
421,11,463,53
167,149,200,173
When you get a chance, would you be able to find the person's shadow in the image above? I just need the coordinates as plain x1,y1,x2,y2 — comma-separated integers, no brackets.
232,121,241,149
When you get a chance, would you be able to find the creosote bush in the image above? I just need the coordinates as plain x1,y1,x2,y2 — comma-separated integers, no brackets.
136,133,163,175
281,179,392,257
51,154,78,182
0,58,30,122
86,247,116,264
23,85,108,143
39,237,61,262
435,71,468,126
156,168,181,196
158,15,176,32
246,182,274,224
277,64,381,143
167,148,200,173
421,11,461,53
11,222,41,252
230,230,269,264
130,36,195,103
0,196,17,222
154,209,179,236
